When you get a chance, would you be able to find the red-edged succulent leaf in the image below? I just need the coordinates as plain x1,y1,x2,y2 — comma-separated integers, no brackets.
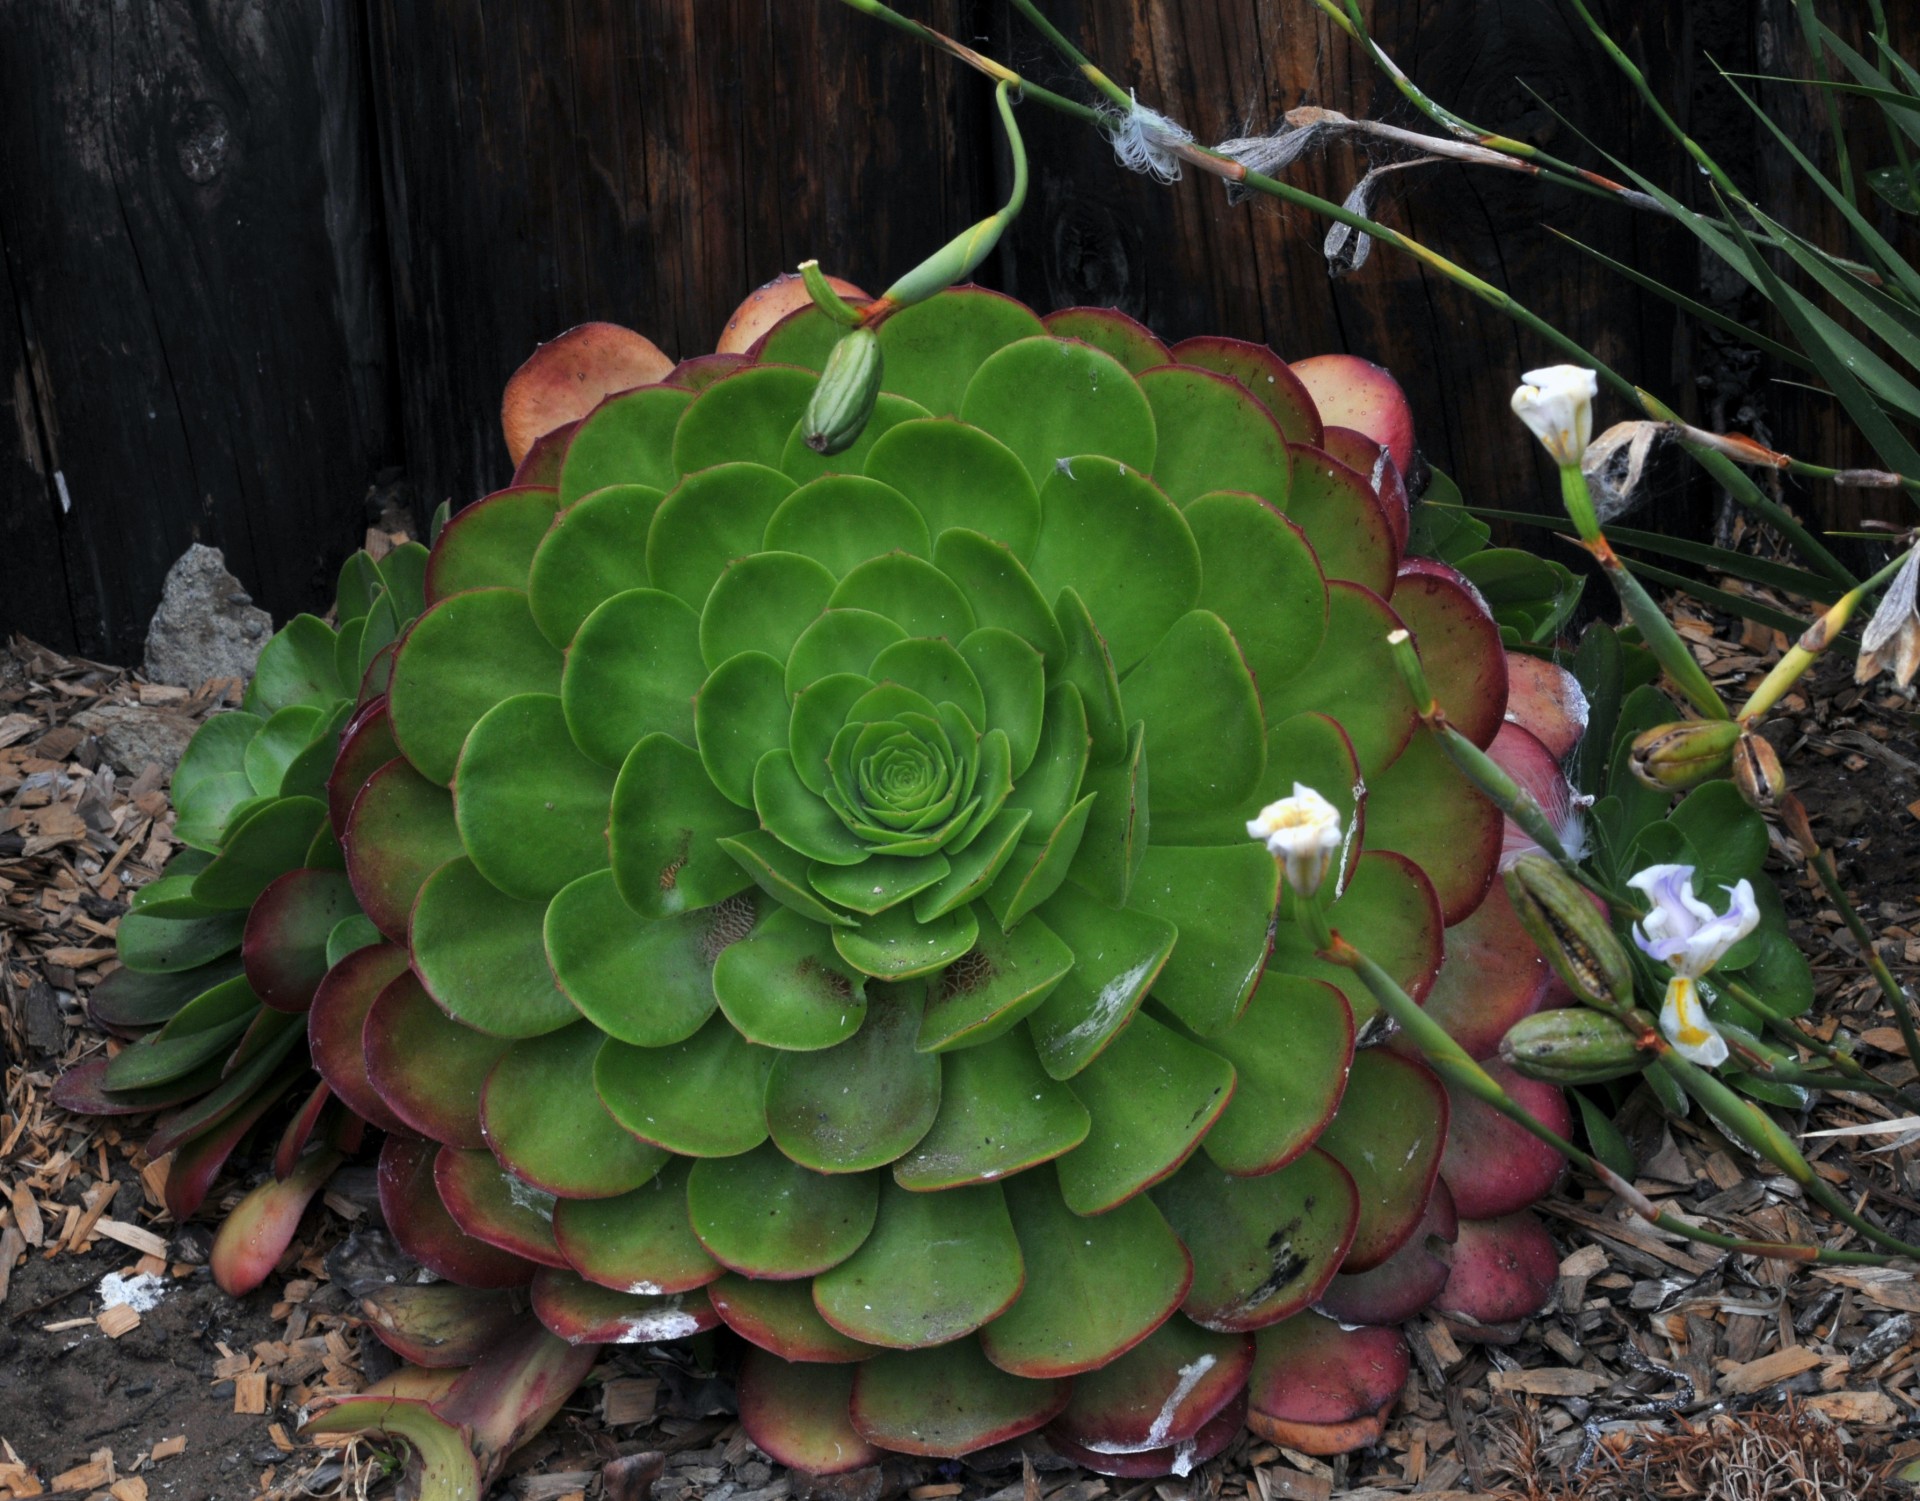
1432,1210,1558,1343
1193,975,1353,1177
211,1147,344,1296
1169,336,1323,445
433,1147,568,1268
1391,559,1508,750
1282,447,1395,596
378,1133,535,1289
666,352,754,391
363,971,512,1150
501,322,672,464
343,757,464,940
365,1366,467,1402
1047,1315,1252,1459
242,868,359,1012
1315,1178,1459,1326
52,1055,227,1116
1046,1390,1245,1479
1314,1049,1448,1273
850,1340,1072,1457
1042,307,1172,373
737,1351,883,1475
1361,731,1501,926
722,270,869,355
511,420,579,488
707,1275,877,1363
1504,652,1589,762
328,697,398,836
162,1057,308,1221
424,486,565,603
85,955,245,1034
272,1079,332,1179
551,1159,721,1295
481,1024,667,1200
1288,354,1414,475
1488,721,1574,867
431,1316,601,1484
307,941,413,1133
301,1396,480,1501
1320,426,1409,552
359,1283,527,1368
529,1267,717,1344
1401,879,1554,1061
1438,1060,1571,1220
1244,1311,1409,1456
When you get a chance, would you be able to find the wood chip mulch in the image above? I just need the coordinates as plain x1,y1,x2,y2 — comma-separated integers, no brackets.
2,594,1918,1501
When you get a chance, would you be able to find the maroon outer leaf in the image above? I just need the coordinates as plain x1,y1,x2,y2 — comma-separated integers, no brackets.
51,1055,227,1117
499,320,671,464
1399,880,1555,1062
511,419,580,487
1320,425,1409,551
1438,1060,1571,1220
161,1060,308,1220
358,640,400,706
358,1283,527,1368
1313,1049,1448,1273
1287,354,1415,475
430,1316,602,1483
529,1267,717,1344
1488,721,1574,868
329,696,399,836
850,1342,1072,1458
666,352,755,389
736,1351,882,1475
1042,307,1172,372
211,1147,344,1296
1315,1178,1459,1326
707,1275,876,1363
272,1079,332,1179
1047,1317,1252,1457
363,970,511,1150
1504,652,1589,762
243,868,359,1012
1169,335,1323,446
343,756,463,941
1244,1310,1408,1456
378,1132,536,1289
1389,559,1507,750
1432,1210,1558,1343
1045,1390,1245,1479
433,1146,568,1268
308,941,413,1134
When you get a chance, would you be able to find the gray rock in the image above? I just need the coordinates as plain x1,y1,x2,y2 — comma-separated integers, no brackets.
143,544,273,687
69,703,198,775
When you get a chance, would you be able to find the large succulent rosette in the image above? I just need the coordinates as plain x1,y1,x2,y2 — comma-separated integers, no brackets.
74,284,1591,1481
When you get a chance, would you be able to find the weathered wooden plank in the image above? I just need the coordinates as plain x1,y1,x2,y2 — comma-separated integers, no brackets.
0,0,393,661
0,227,76,651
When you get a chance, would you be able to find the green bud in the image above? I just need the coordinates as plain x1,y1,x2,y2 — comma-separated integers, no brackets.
1499,1007,1646,1084
1503,854,1634,1014
1628,718,1741,792
802,328,884,456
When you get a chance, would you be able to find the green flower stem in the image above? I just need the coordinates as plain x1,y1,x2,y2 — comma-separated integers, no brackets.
1005,0,1133,113
1324,933,1894,1266
1735,551,1909,723
800,261,865,326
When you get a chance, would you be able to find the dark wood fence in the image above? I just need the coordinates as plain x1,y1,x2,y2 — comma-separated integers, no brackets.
1,1,1904,661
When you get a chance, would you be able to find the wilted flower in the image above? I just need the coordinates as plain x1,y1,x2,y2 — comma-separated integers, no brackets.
1627,864,1760,1068
1856,546,1920,688
1511,365,1598,467
1247,783,1343,898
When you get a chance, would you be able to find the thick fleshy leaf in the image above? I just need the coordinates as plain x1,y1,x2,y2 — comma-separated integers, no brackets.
1124,612,1263,815
454,693,614,900
1026,882,1173,1079
1155,1149,1358,1332
1314,1050,1448,1273
687,1144,878,1278
500,321,671,465
722,829,857,926
764,474,930,574
190,796,329,910
241,869,357,1012
1258,583,1414,778
1405,881,1554,1062
551,1158,719,1293
710,1275,878,1362
528,483,665,648
307,941,411,1134
1193,974,1354,1176
1390,561,1508,750
1282,447,1395,597
102,975,257,1089
595,1013,774,1157
563,589,706,767
610,734,757,918
425,487,564,602
850,1339,1069,1456
546,871,739,1046
646,462,798,609
1430,1210,1557,1342
788,614,900,697
713,905,869,1049
343,756,464,941
833,900,980,981
700,553,839,670
1321,427,1409,551
434,1147,567,1268
1139,364,1293,511
245,705,324,798
356,1283,526,1368
1244,1310,1408,1453
727,272,867,356
874,287,1047,420
671,364,818,474
211,1145,344,1296
765,983,941,1171
363,971,512,1148
894,1027,1090,1190
114,904,246,974
481,1022,667,1198
815,1179,1024,1347
1171,336,1323,445
412,857,579,1038
302,1396,481,1501
246,614,344,715
1288,355,1415,475
87,953,243,1032
1049,1314,1253,1457
1438,1061,1570,1220
961,336,1155,487
557,385,690,502
1042,307,1171,372
737,1353,881,1475
376,1133,534,1288
780,393,932,486
829,552,976,642
1504,652,1588,761
1316,1177,1458,1326
1267,851,1443,1027
1361,730,1501,925
1186,492,1327,696
53,1055,227,1116
980,1165,1190,1378
530,1268,717,1344
696,652,793,807
389,589,562,786
915,902,1070,1051
1129,844,1279,1036
327,698,398,834
1058,1010,1235,1215
866,421,1042,561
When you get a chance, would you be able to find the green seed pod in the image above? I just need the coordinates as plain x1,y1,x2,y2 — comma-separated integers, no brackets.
1503,854,1634,1014
802,328,884,456
1628,718,1741,791
1499,1007,1646,1084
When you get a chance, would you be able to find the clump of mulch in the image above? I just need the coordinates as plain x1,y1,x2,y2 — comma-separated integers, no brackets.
3,588,1919,1501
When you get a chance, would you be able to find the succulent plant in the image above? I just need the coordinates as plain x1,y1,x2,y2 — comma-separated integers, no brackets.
289,278,1588,1480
